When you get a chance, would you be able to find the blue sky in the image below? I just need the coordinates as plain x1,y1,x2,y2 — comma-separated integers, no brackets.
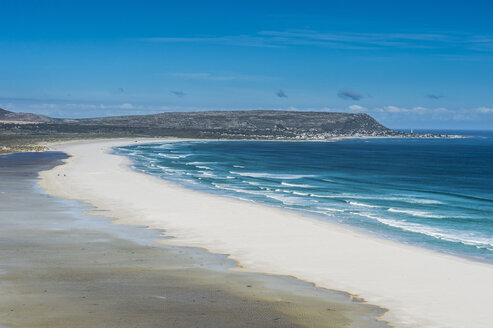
1,0,493,129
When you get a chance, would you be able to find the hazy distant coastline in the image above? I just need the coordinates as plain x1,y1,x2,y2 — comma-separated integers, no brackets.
1,108,457,154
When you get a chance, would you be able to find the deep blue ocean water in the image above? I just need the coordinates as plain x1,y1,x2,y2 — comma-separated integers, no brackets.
117,130,493,263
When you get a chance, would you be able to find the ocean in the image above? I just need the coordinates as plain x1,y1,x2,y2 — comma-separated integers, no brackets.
116,130,493,263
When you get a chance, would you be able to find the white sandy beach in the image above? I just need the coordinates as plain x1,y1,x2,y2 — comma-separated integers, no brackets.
39,139,493,328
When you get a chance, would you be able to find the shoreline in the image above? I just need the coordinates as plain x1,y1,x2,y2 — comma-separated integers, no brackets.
39,138,493,328
0,150,388,328
0,131,469,155
119,147,492,266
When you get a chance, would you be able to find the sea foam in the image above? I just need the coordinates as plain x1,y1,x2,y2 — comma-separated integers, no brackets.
231,172,312,180
388,208,445,219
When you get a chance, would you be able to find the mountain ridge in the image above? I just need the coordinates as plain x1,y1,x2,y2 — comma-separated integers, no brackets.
1,108,405,139
0,108,54,123
70,110,392,136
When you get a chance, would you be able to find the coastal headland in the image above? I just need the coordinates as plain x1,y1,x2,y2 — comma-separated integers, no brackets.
1,108,453,155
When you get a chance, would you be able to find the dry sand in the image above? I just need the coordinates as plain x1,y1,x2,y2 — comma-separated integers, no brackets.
39,139,493,328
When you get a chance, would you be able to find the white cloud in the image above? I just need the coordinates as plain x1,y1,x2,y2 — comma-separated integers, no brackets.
0,103,15,110
173,72,212,79
377,105,408,113
376,106,451,115
29,103,58,109
348,105,367,112
371,105,493,122
63,103,143,110
119,103,136,109
476,107,493,113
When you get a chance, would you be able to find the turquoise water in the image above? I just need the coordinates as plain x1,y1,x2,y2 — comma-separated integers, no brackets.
116,131,493,263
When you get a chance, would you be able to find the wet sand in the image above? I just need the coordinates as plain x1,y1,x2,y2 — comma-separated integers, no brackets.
0,151,388,328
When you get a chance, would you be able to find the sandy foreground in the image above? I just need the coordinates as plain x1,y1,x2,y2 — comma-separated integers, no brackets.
1,151,386,328
39,139,493,328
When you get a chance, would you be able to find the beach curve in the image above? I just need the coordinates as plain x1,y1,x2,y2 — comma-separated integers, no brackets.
39,138,493,328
